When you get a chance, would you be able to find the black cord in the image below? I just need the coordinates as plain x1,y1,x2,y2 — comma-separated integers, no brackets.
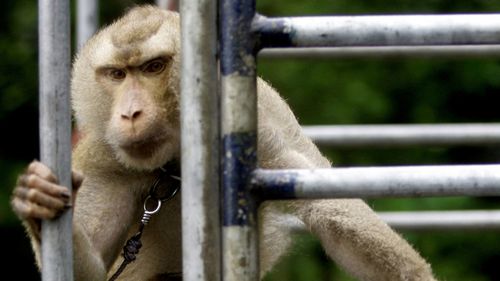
107,162,180,281
108,225,144,281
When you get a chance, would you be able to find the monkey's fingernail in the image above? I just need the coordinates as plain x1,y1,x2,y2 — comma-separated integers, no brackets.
60,192,71,199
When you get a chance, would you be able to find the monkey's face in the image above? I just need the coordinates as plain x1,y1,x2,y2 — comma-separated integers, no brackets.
72,7,181,171
100,53,180,171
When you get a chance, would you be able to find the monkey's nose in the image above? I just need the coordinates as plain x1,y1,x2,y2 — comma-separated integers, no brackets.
121,109,142,121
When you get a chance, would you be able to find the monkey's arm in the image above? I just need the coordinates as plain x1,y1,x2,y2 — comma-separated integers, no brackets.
258,133,437,280
11,158,141,281
258,150,437,280
11,160,107,280
11,161,77,263
73,174,142,280
258,147,437,280
256,79,436,280
297,199,436,281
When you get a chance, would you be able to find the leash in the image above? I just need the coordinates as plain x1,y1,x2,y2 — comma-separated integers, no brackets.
108,162,181,281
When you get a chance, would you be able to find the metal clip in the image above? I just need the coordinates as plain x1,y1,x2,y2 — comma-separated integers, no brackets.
141,196,162,225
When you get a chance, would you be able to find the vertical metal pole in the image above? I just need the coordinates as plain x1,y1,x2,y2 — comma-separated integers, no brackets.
156,0,169,9
77,0,98,50
180,0,220,280
220,0,259,280
39,0,73,280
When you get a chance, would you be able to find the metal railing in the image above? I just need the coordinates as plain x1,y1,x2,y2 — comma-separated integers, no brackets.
302,123,500,147
378,210,500,231
254,14,500,47
281,211,500,232
252,165,500,199
213,3,500,281
260,45,500,59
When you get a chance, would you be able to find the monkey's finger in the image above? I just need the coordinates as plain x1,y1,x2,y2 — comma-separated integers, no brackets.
13,187,68,210
18,174,71,199
11,198,59,220
26,160,58,184
72,170,84,191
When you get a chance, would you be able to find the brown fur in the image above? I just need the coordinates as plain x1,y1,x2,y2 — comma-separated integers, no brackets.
12,6,436,281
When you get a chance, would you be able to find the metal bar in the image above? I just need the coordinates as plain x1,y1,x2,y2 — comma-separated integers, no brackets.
251,165,500,199
76,0,98,50
156,0,169,9
259,45,500,59
180,0,220,280
280,211,500,232
220,0,259,280
378,210,500,231
253,14,500,48
39,0,73,280
302,124,500,147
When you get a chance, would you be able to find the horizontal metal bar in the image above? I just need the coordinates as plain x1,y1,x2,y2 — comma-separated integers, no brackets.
253,14,500,48
379,210,500,231
301,124,500,147
251,165,500,199
280,211,500,232
259,45,500,59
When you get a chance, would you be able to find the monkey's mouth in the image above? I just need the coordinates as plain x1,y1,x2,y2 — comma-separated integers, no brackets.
118,133,168,159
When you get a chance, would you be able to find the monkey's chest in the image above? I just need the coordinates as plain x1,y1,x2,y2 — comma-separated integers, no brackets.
111,196,183,280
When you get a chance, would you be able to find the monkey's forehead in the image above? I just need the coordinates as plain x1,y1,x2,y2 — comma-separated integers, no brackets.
86,7,179,68
90,30,177,68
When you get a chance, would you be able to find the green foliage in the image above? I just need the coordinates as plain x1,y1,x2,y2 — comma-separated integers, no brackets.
0,0,38,225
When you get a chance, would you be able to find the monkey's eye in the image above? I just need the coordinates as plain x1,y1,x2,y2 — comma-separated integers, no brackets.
142,59,166,74
107,69,126,81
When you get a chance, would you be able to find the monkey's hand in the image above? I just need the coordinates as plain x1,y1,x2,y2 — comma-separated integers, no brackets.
11,160,84,241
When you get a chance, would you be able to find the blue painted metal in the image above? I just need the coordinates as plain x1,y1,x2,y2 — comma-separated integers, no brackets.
220,0,257,76
253,15,293,49
222,133,257,226
220,0,258,225
220,0,260,279
250,169,297,200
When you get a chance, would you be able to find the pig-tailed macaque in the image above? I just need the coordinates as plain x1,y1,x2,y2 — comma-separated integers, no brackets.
11,6,437,281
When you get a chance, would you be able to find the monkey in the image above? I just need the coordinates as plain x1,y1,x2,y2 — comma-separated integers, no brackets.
11,5,437,281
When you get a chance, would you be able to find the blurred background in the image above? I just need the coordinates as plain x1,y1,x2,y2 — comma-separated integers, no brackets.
2,0,500,280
